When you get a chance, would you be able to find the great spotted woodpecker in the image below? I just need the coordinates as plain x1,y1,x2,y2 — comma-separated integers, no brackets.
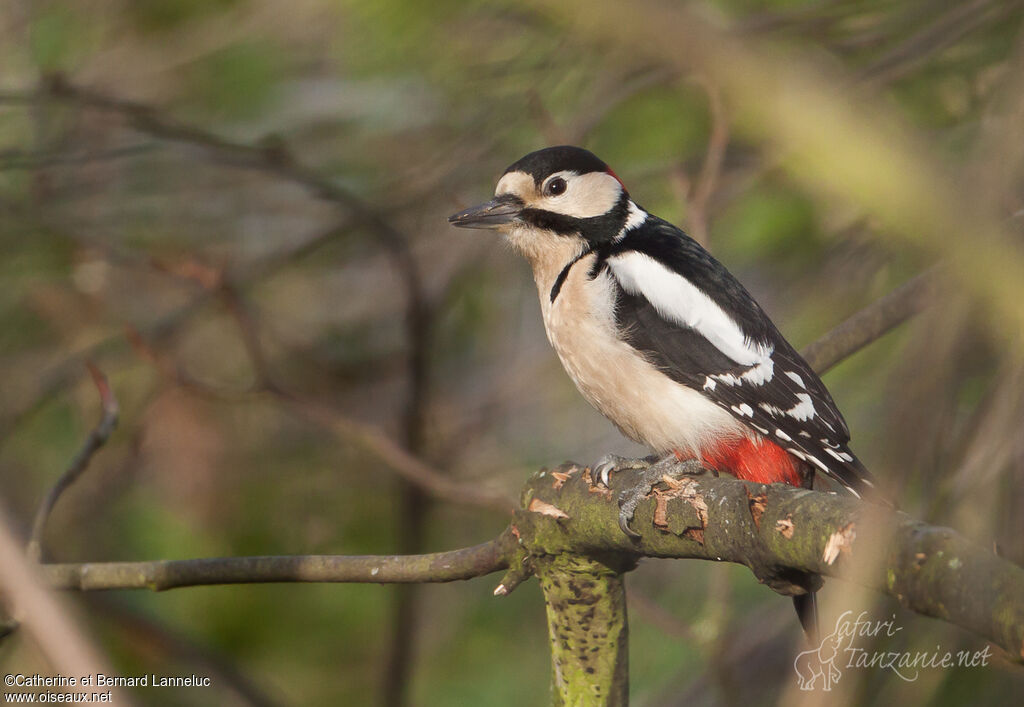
450,146,881,638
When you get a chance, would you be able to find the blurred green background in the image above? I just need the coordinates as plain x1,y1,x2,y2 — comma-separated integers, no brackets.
2,0,1024,705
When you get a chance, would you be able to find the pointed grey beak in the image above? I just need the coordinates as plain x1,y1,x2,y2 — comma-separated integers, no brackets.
448,194,523,230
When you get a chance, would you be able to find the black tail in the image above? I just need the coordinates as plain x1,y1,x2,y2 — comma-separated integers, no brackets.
793,591,819,644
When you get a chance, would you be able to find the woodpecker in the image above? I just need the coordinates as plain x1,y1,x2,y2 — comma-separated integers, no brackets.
449,146,881,638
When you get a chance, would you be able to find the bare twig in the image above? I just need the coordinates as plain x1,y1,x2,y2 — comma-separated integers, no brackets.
217,281,282,394
567,66,677,144
27,364,119,563
685,74,729,247
42,532,517,591
282,396,516,514
9,77,420,276
0,219,351,442
124,301,513,515
0,76,428,394
858,0,1006,86
800,267,938,374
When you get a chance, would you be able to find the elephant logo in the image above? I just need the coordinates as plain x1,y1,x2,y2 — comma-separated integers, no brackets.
793,628,846,691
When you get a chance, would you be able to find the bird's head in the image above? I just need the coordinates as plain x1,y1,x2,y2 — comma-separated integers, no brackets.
449,146,637,262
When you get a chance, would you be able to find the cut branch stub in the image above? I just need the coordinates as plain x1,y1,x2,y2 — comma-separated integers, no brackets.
534,554,628,707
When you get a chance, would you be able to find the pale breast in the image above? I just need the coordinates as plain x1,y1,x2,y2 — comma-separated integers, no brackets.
536,254,748,457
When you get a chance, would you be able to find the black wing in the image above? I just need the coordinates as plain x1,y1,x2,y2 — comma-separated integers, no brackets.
601,217,878,498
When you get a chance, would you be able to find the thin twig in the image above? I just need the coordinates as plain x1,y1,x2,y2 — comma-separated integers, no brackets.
567,66,677,144
14,77,418,267
217,281,282,394
686,74,729,247
42,532,517,591
858,0,1004,86
800,267,938,374
0,219,351,443
0,77,428,369
27,364,119,563
281,395,516,514
124,314,515,514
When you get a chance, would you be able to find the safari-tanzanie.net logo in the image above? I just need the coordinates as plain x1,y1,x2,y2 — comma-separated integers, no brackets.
793,610,992,690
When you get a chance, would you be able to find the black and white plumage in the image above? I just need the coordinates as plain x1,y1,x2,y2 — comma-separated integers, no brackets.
450,145,879,500
599,216,874,496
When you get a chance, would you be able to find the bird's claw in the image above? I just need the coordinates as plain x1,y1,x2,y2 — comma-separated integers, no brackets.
591,453,656,488
615,457,707,541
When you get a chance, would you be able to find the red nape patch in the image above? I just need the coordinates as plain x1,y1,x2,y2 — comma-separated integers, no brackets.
605,167,626,189
700,437,802,486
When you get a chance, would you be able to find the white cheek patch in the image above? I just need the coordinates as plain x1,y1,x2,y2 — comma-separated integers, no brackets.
538,171,623,219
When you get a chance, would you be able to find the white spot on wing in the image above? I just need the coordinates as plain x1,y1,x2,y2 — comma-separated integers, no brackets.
807,455,829,471
703,376,716,391
775,429,791,441
609,251,772,367
731,403,754,417
759,393,815,421
790,393,816,420
784,371,805,388
824,448,847,463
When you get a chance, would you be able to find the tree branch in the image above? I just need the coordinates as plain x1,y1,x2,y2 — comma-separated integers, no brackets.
685,74,729,247
27,363,119,563
511,464,1024,660
800,267,938,374
40,532,516,592
35,465,1024,661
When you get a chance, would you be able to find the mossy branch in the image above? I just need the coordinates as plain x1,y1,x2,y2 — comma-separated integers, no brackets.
39,462,1024,662
511,463,1024,663
35,462,1024,705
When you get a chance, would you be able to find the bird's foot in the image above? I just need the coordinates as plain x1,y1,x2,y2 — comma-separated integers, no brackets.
615,456,707,540
591,453,659,488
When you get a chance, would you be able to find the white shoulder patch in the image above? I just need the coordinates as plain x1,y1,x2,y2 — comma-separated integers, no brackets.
608,251,771,368
613,201,648,242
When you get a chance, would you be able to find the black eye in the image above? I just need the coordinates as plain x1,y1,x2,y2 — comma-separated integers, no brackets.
545,177,567,196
